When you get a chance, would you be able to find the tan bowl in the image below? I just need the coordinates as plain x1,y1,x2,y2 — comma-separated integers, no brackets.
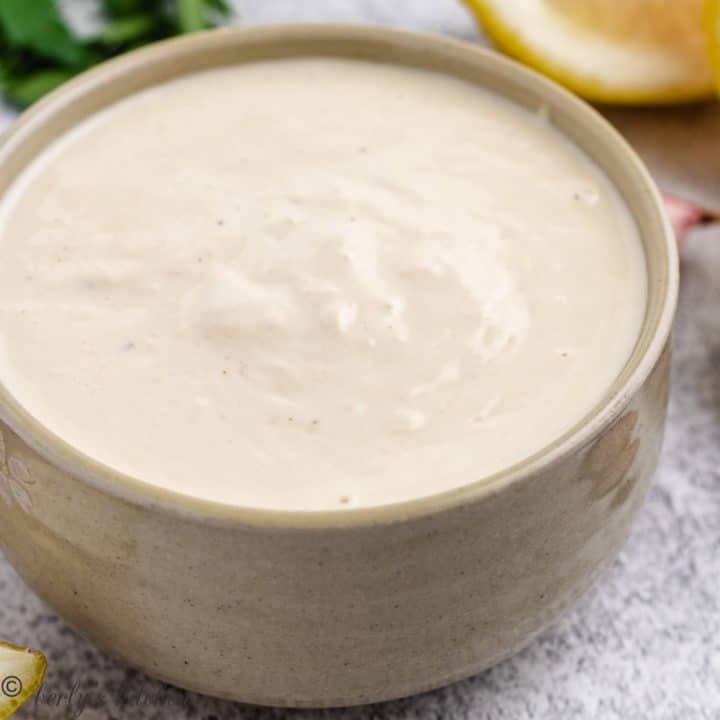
0,24,677,708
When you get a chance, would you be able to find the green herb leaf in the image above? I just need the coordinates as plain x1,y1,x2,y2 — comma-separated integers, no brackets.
98,14,156,46
206,0,232,17
0,0,87,66
101,0,152,19
4,68,76,107
0,0,234,108
177,0,206,33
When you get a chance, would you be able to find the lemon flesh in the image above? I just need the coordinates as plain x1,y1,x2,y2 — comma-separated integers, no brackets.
465,0,715,104
0,642,46,719
709,0,720,92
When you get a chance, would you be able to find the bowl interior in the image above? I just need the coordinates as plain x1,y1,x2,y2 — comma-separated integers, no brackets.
0,24,677,526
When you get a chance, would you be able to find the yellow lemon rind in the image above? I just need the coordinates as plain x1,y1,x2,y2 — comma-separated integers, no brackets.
0,642,47,720
465,0,716,105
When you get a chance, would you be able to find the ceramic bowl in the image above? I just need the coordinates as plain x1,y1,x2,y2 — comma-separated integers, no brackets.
0,24,677,708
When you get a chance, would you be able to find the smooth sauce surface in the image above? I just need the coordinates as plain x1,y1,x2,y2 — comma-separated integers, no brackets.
0,59,646,510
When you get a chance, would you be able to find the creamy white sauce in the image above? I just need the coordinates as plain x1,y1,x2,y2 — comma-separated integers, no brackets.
0,59,646,510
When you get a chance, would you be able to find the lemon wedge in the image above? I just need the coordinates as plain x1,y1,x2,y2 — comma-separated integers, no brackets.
709,0,720,91
0,642,46,719
465,0,715,104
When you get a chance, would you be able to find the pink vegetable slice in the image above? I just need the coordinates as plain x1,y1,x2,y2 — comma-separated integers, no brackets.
663,192,719,250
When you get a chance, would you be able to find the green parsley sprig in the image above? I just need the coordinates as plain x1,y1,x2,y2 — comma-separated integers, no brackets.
0,0,232,107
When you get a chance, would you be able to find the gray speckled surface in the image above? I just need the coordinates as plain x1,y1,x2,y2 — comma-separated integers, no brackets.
2,2,720,718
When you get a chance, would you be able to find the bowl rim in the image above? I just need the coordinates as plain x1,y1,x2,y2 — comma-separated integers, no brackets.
0,23,678,530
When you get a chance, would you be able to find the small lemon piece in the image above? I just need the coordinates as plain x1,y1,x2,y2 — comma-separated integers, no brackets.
708,0,720,92
465,0,715,104
0,642,47,719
